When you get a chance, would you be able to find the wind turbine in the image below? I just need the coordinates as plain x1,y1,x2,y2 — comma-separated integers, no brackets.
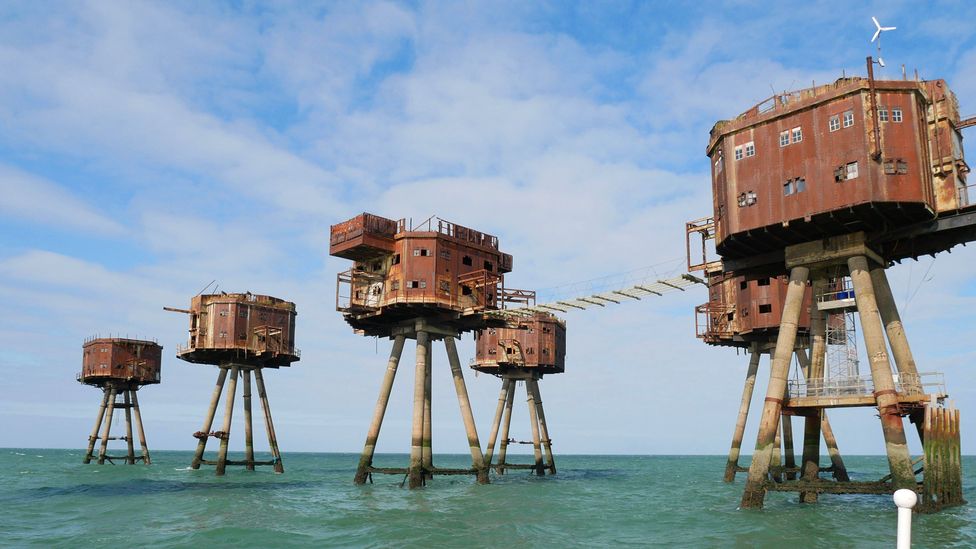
871,16,896,67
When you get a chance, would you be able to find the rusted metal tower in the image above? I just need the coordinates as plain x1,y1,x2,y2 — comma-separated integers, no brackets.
686,223,852,488
331,213,534,488
79,337,162,465
166,293,299,475
701,62,971,511
472,312,565,476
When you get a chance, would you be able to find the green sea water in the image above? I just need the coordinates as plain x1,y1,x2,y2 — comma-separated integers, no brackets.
2,450,975,547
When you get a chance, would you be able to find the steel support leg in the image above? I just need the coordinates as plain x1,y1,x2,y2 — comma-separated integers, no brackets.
243,369,255,471
192,368,228,470
355,335,406,484
123,390,136,464
849,256,915,490
254,368,283,474
84,388,110,464
97,387,118,465
741,265,809,509
215,365,240,476
130,390,151,465
725,346,761,482
497,380,516,474
526,378,545,476
444,336,489,484
408,331,429,489
530,379,556,474
484,378,512,468
422,341,433,480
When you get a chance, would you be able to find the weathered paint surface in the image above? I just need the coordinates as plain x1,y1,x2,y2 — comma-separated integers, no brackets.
80,338,162,386
176,293,299,368
708,77,969,259
472,312,566,375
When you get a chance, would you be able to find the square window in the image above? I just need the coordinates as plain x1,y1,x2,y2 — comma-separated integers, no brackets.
758,304,772,314
897,160,908,174
439,280,450,292
791,127,802,143
892,107,903,122
878,107,888,122
744,142,755,157
783,180,794,196
829,115,840,132
392,280,400,290
739,281,748,290
843,111,854,128
780,131,790,147
757,278,770,286
846,161,859,180
419,280,427,289
734,146,743,160
737,193,747,207
795,178,806,193
409,281,419,289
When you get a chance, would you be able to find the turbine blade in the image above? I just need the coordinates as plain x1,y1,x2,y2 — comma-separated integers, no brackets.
882,26,896,31
872,16,881,30
872,28,881,42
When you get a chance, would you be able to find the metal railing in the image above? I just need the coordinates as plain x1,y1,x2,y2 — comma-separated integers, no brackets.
694,302,736,340
788,372,946,399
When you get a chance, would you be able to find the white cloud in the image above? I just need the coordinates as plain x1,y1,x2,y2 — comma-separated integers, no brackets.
0,164,124,235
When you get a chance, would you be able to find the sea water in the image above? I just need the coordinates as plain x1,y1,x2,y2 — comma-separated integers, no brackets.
2,450,975,547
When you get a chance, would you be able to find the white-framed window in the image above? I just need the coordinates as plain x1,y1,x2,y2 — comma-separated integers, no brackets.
878,106,889,122
846,161,859,180
791,127,802,143
843,110,854,128
734,146,743,161
744,141,755,157
829,115,840,132
780,131,790,147
892,107,903,122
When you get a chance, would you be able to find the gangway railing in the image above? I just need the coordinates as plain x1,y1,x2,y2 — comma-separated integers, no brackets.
788,372,946,399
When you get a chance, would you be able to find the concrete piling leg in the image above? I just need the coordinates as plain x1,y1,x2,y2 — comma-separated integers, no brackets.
444,336,489,484
130,390,151,465
848,256,916,490
123,390,136,464
530,379,556,474
355,335,406,484
800,286,825,501
526,379,545,476
98,387,118,465
423,342,433,480
484,378,512,468
84,388,111,464
497,381,516,474
215,365,240,476
871,265,926,441
254,368,284,474
725,346,762,482
821,415,850,481
782,414,797,481
192,368,229,470
772,421,783,482
408,330,429,489
741,265,809,509
242,369,255,471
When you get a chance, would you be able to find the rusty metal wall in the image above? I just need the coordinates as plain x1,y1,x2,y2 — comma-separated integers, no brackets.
184,294,298,360
708,78,968,257
472,313,566,374
80,338,162,385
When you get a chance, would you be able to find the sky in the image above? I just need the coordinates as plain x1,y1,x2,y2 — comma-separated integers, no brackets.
1,0,975,460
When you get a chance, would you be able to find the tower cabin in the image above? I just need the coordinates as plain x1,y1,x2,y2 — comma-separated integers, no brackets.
330,213,530,336
175,293,299,368
79,337,161,465
472,313,566,375
80,337,162,387
709,75,970,264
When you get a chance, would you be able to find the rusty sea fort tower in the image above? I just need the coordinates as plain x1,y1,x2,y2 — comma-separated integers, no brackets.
330,213,534,488
692,60,974,511
167,292,299,475
472,311,565,476
80,337,162,465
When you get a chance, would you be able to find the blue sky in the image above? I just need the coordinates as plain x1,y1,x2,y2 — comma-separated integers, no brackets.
1,1,975,458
